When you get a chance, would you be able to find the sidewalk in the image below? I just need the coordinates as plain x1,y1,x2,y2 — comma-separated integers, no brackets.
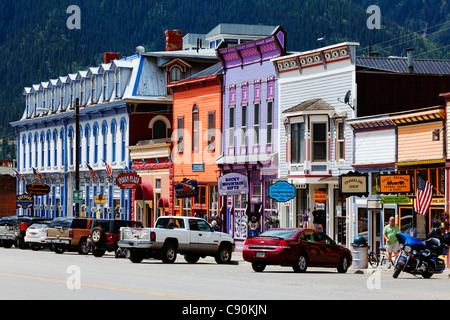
231,251,450,278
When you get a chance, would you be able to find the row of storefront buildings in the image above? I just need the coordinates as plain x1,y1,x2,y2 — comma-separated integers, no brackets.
11,23,450,250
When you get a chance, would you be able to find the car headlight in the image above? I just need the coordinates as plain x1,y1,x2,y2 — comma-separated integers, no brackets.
404,245,412,253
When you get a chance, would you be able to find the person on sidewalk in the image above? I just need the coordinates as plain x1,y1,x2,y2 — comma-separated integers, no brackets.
383,216,400,268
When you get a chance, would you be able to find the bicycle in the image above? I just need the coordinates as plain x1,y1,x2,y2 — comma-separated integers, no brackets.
368,246,399,268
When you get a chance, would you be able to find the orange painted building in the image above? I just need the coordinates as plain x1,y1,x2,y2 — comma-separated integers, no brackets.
168,63,223,224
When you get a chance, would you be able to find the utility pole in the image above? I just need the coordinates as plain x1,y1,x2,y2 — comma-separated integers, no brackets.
75,98,80,217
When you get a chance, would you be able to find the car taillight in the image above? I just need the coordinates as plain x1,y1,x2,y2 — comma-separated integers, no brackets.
150,232,156,242
278,240,290,249
69,230,74,238
243,239,249,247
20,222,27,232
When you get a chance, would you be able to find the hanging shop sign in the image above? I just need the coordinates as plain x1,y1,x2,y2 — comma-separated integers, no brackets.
379,174,411,193
380,196,410,204
26,183,51,196
218,173,249,196
16,194,34,209
116,172,142,189
95,194,107,205
313,191,328,203
339,172,369,197
175,179,198,199
269,181,295,202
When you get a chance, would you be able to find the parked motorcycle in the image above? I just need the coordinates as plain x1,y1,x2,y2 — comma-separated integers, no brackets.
393,232,449,279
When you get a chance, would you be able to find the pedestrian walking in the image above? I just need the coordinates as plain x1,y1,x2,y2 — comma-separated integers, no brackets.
383,216,400,268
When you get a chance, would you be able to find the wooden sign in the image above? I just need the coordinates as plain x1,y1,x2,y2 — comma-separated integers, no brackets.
379,174,411,193
26,183,51,196
339,172,369,197
116,172,142,189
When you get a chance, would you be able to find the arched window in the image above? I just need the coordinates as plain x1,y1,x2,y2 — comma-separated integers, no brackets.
93,122,99,164
153,120,167,139
53,129,58,167
192,105,199,151
59,128,65,167
28,134,32,169
46,130,51,167
68,127,74,166
85,124,91,164
120,118,127,162
22,135,26,169
102,121,108,163
111,119,117,163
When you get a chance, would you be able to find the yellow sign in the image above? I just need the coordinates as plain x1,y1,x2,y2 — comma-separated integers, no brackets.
314,191,327,203
380,175,411,193
95,194,107,205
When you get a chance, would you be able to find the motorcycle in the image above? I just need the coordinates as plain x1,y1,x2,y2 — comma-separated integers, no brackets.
393,232,449,279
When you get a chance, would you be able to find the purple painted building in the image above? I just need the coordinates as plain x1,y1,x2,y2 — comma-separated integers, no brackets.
216,26,287,243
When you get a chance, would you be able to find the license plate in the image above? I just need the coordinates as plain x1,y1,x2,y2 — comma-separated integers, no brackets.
256,252,265,258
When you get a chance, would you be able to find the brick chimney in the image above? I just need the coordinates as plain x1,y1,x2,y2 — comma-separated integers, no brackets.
104,52,120,64
165,29,183,51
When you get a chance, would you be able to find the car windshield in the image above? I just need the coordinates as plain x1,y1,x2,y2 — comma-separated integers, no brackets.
48,218,73,228
29,224,48,229
258,229,297,239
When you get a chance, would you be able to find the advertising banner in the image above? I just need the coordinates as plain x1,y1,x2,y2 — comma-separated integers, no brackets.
218,173,248,196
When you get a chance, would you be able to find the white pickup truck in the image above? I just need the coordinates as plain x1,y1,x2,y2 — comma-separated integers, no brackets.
118,216,235,264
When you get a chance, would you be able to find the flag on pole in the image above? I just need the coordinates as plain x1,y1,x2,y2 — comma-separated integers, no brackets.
415,175,433,215
13,169,22,180
106,163,113,179
86,163,97,182
32,167,42,180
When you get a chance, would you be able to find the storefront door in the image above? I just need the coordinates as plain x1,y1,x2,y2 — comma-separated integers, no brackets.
371,210,381,254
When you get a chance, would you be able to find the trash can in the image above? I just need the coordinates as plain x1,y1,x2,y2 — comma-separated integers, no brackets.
350,236,368,269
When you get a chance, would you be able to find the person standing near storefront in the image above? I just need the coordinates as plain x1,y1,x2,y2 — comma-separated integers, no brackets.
383,216,400,268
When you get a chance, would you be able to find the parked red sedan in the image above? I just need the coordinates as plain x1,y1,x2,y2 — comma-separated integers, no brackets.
243,228,352,273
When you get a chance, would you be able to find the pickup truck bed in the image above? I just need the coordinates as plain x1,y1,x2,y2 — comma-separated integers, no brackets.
118,216,235,264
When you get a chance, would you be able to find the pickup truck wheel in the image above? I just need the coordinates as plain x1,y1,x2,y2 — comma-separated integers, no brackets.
54,244,65,254
215,245,232,264
129,250,144,263
161,243,177,263
184,253,200,263
77,239,90,255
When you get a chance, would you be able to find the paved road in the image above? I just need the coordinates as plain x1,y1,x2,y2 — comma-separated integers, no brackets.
1,246,449,301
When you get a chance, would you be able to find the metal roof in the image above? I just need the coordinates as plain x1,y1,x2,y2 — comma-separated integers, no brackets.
205,23,276,39
356,56,450,75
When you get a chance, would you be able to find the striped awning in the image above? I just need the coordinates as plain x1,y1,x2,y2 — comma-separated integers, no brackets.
390,108,445,125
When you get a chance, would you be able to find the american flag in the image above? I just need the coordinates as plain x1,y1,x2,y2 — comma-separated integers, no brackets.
415,175,433,215
13,169,22,180
86,163,97,182
32,167,42,180
105,163,113,179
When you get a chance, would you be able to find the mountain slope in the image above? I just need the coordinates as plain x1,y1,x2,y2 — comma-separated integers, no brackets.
0,0,448,159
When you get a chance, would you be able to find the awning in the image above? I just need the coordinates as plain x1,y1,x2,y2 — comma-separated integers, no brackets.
158,197,169,210
135,182,154,201
396,159,445,167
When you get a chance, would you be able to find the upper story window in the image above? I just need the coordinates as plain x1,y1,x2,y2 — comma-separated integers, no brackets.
92,76,96,104
336,120,345,161
170,66,182,83
253,102,260,145
312,123,327,162
192,105,199,152
208,112,215,151
103,73,108,101
290,122,305,164
241,104,247,147
115,70,120,98
177,116,184,153
267,101,273,145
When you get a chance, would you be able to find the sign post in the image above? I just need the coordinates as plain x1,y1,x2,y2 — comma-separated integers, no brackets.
73,190,84,204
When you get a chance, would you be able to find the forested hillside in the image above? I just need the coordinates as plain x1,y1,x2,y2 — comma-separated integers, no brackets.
0,0,448,159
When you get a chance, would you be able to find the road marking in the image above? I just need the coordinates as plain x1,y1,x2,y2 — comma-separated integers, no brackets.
0,271,206,300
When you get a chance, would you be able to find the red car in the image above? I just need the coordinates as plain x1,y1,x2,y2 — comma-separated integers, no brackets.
243,228,352,273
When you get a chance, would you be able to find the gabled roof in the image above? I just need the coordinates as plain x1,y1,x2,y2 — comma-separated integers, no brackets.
283,98,335,113
356,56,450,75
